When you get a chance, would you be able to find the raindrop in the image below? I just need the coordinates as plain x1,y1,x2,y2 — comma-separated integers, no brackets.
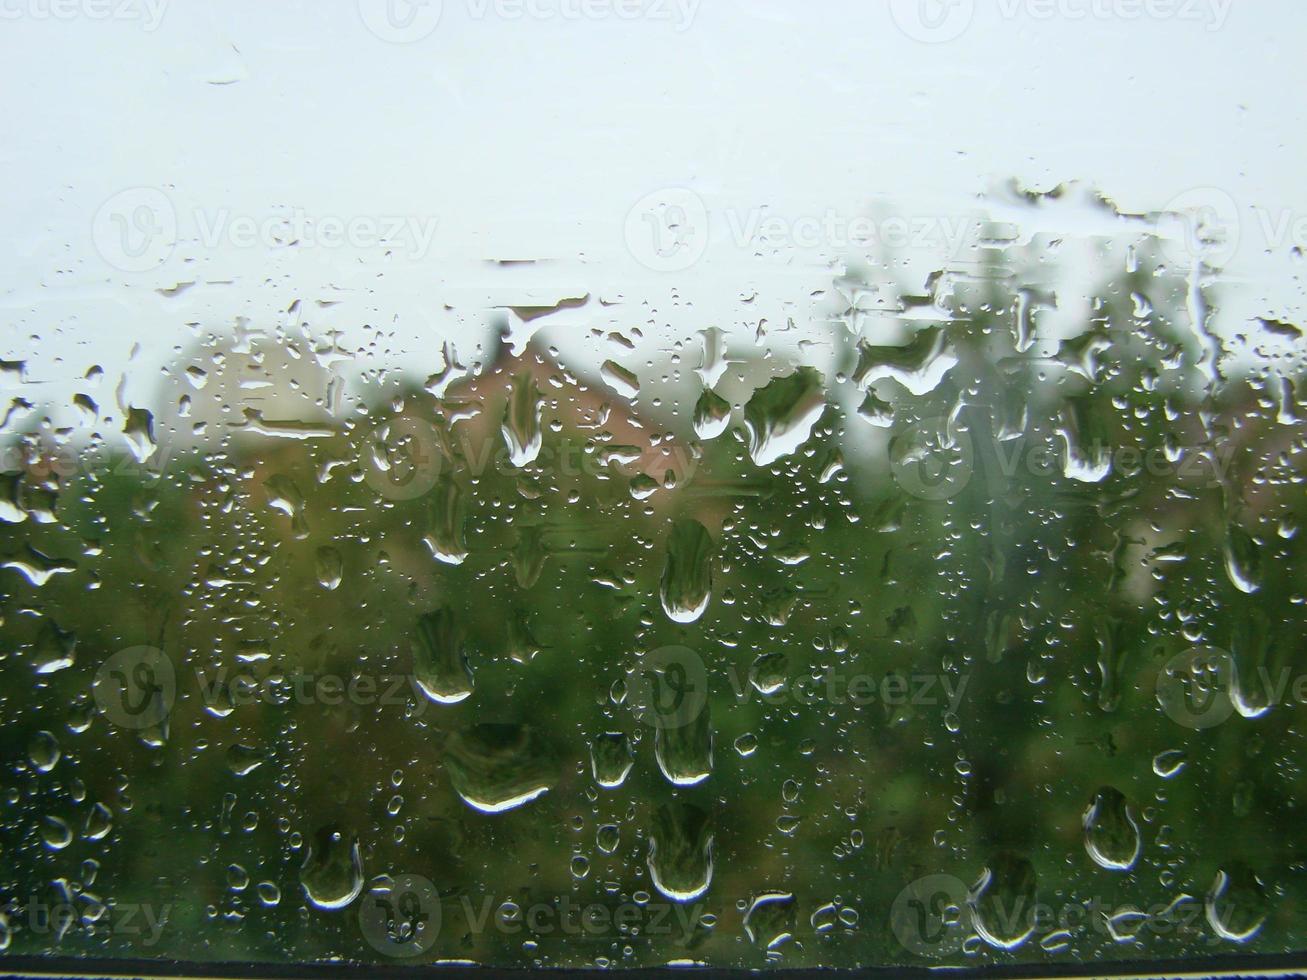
444,723,554,813
970,853,1037,950
648,802,713,903
31,620,76,675
27,730,61,772
315,546,343,590
590,732,635,789
659,520,714,624
40,815,73,851
743,367,826,466
424,473,468,566
502,371,543,467
749,652,788,695
1206,866,1268,942
412,606,474,705
1223,524,1262,595
654,704,713,787
1152,749,1187,779
1083,787,1141,871
300,827,364,911
692,389,731,440
744,892,795,949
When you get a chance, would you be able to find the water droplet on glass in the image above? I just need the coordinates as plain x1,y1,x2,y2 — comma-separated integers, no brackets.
596,824,620,855
1206,865,1268,942
31,620,76,675
734,733,758,757
749,652,788,695
970,853,1037,950
1083,786,1141,871
300,827,364,911
444,723,553,813
122,407,157,463
600,360,640,400
744,892,795,949
590,732,634,789
743,367,826,466
648,802,713,903
40,815,73,851
512,525,548,588
83,802,113,841
315,545,343,590
654,704,713,787
27,730,60,772
1152,749,1187,778
659,520,713,624
412,606,474,705
423,473,468,566
263,474,310,539
1223,524,1262,594
692,389,731,440
502,371,543,467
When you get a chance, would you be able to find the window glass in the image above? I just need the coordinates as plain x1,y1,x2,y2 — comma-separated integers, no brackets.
1,2,1305,972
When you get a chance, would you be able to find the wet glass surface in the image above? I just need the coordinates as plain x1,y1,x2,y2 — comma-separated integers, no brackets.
1,1,1306,972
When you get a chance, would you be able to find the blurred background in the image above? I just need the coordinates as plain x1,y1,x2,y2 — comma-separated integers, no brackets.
1,0,1306,971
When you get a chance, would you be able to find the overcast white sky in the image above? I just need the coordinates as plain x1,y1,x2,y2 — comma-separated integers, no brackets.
2,0,1305,420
